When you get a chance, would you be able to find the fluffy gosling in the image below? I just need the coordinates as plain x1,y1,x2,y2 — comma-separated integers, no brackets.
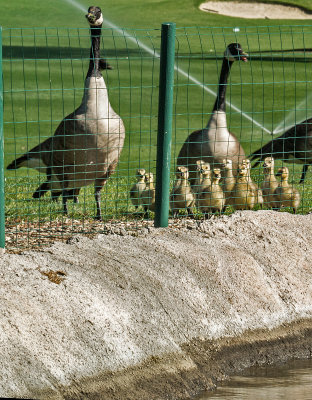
140,172,155,217
129,168,146,212
232,163,256,210
262,156,278,209
222,158,236,208
170,166,195,218
197,168,225,217
275,166,301,213
242,158,263,208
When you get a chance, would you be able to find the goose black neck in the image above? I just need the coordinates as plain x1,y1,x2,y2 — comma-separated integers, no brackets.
212,58,234,113
87,26,102,78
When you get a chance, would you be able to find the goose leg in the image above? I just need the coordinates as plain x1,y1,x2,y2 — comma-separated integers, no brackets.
33,181,51,199
62,189,70,215
73,188,79,204
187,207,194,218
300,164,309,183
94,188,102,221
94,187,102,220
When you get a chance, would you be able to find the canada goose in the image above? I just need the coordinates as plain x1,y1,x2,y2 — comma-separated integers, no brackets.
30,58,113,203
197,167,225,217
221,158,236,207
129,169,146,211
170,166,195,218
176,43,247,188
275,166,301,213
242,158,263,208
249,120,312,183
7,7,125,220
140,172,155,217
261,156,278,209
232,163,256,210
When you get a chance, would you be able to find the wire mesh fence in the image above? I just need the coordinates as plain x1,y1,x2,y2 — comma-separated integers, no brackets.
3,24,312,251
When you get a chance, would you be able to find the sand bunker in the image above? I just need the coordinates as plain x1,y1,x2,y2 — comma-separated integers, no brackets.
200,1,312,19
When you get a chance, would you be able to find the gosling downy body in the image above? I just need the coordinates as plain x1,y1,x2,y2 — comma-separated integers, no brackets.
197,168,225,216
130,169,146,211
141,172,155,217
275,166,301,213
262,156,278,209
170,166,195,218
232,163,256,210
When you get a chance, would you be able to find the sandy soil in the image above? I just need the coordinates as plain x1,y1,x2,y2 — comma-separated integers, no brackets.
199,2,312,19
1,210,312,399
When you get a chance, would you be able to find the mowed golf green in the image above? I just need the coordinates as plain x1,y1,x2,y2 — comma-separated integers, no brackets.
3,0,312,220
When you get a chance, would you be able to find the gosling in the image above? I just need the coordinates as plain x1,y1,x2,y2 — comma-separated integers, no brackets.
242,158,264,208
197,168,225,217
195,161,211,209
130,168,146,212
275,166,301,213
232,163,256,210
194,160,208,195
262,156,278,209
140,172,155,217
170,166,195,218
222,158,236,208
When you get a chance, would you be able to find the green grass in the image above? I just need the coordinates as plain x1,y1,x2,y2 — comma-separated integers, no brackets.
3,0,312,227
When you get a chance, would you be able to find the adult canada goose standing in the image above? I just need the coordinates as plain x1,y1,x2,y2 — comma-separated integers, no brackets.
177,43,247,188
249,120,312,183
31,58,113,203
7,6,125,220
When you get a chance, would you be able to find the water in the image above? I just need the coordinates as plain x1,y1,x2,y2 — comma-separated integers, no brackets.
272,91,312,135
196,359,312,399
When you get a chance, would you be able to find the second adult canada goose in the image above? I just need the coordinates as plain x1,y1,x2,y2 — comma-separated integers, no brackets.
249,119,312,183
177,43,247,188
7,6,125,220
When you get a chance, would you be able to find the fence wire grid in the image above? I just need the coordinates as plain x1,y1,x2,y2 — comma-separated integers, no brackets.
3,24,312,251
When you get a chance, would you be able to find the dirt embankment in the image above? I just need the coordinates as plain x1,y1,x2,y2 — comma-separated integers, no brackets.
1,210,312,399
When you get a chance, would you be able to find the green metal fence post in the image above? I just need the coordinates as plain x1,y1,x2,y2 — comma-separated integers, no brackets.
154,22,176,228
0,27,4,252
